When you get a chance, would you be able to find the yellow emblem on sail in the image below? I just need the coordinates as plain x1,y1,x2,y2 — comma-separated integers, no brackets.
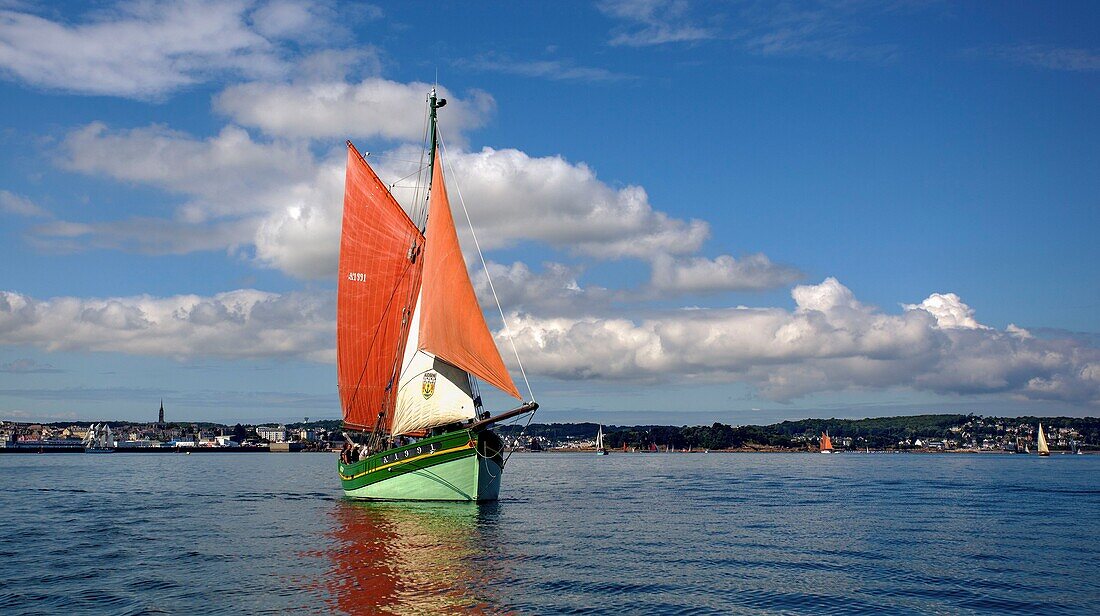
421,372,437,400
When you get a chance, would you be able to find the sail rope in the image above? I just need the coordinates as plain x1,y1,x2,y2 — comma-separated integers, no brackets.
359,154,425,165
388,163,430,190
438,130,536,403
405,101,431,230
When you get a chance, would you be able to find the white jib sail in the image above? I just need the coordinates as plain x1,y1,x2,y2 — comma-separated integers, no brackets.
390,292,478,436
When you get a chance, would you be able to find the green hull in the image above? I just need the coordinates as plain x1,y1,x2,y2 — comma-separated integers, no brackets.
339,429,505,502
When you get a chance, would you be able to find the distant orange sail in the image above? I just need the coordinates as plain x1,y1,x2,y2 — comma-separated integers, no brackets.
820,432,833,451
337,142,425,430
418,151,522,400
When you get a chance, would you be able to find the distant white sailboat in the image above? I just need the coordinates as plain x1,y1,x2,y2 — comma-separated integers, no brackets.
83,423,115,453
596,425,608,456
1037,423,1050,457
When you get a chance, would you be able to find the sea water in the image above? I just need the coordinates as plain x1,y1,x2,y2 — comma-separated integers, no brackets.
0,452,1097,614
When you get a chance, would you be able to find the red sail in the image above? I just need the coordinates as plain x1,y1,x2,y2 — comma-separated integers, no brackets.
337,142,424,430
418,151,522,400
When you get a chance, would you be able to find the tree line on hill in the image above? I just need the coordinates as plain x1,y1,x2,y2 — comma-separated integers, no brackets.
497,414,1100,450
29,414,1098,450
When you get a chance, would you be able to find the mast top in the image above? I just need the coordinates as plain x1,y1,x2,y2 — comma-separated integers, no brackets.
427,88,448,194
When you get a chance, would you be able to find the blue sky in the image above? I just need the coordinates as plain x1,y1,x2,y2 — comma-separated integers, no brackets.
1,0,1098,425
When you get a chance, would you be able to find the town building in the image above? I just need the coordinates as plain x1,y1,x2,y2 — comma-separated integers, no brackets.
256,425,287,443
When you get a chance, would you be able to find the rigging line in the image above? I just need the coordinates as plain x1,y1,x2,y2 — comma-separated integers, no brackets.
469,376,482,421
385,229,426,412
395,361,442,392
362,154,427,165
396,348,428,385
389,163,430,189
502,404,537,467
438,130,536,403
413,102,431,229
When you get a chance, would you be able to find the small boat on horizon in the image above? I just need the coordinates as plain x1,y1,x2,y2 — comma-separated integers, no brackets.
1038,423,1050,457
820,431,834,454
595,425,608,455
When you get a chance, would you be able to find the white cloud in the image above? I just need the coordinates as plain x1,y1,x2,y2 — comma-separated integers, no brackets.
250,157,345,278
0,0,299,98
214,78,495,142
31,217,257,256
60,122,315,220
472,261,617,318
5,278,1097,408
455,52,632,82
598,0,716,47
0,288,333,361
255,142,713,276
600,1,911,62
0,189,49,217
903,292,988,330
791,276,861,313
650,253,802,294
429,145,710,259
51,121,717,278
505,278,1100,405
56,120,341,276
738,1,899,63
981,44,1100,72
291,47,382,82
250,0,363,43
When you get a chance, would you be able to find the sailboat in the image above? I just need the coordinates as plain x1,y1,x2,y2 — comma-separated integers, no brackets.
1037,423,1050,457
819,431,834,454
83,423,114,453
336,89,537,501
595,425,608,455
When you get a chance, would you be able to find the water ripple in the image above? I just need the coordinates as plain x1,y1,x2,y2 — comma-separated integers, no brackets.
0,452,1096,614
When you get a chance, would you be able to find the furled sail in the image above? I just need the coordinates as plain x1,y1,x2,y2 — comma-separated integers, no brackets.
337,142,424,431
418,151,522,400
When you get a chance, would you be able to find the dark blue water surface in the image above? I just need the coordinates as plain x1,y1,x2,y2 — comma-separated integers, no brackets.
0,452,1097,614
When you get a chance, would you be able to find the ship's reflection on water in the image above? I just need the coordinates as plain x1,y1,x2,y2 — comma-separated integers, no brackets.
323,499,508,615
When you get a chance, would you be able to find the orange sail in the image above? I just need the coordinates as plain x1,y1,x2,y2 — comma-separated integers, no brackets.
337,142,425,430
418,150,522,400
820,432,833,451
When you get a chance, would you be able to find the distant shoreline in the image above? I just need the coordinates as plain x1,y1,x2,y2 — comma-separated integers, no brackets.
6,444,1091,455
512,448,1095,455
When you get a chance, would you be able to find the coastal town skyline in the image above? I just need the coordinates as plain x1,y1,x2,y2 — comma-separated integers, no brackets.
5,411,1095,454
2,1,1099,424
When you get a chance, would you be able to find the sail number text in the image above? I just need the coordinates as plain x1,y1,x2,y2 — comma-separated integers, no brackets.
347,272,367,282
